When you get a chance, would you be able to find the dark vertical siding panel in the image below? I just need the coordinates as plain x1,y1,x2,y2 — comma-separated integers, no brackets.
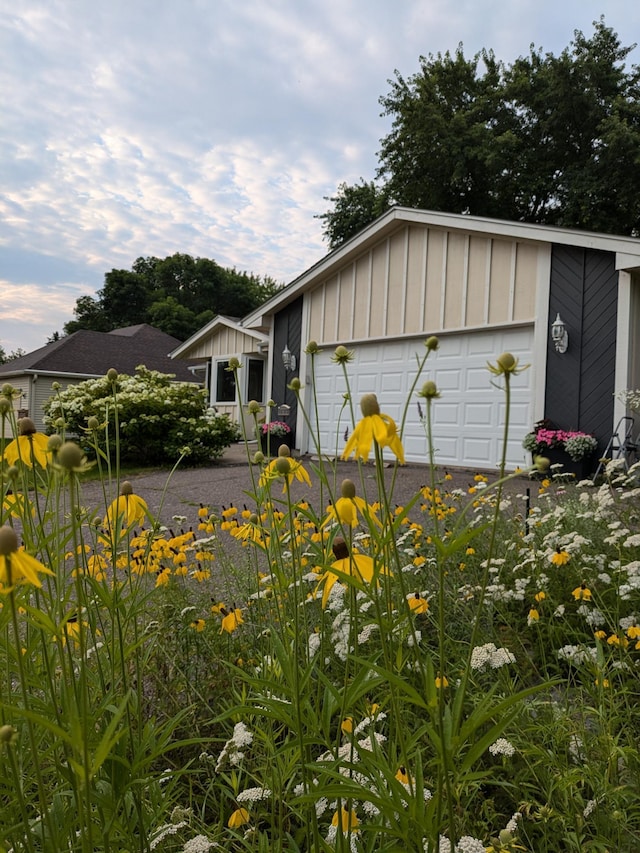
272,297,303,444
579,250,617,450
545,246,617,451
545,246,583,428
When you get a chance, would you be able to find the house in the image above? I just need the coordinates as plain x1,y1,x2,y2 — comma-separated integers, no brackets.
0,324,198,433
173,207,640,470
170,315,268,436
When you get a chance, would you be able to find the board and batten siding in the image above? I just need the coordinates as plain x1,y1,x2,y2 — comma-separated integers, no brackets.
306,224,541,344
179,326,262,360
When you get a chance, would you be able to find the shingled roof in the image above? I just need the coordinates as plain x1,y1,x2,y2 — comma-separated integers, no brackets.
0,325,196,382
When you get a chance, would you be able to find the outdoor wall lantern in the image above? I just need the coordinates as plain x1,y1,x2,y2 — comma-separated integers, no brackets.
282,344,297,372
551,313,569,353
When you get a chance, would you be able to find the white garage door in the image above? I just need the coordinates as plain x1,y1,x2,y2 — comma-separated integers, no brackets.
307,327,535,470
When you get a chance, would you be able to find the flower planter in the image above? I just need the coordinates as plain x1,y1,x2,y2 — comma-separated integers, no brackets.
259,434,291,457
536,447,594,480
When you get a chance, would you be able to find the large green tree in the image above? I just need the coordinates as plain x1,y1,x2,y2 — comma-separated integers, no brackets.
64,254,282,339
320,19,640,247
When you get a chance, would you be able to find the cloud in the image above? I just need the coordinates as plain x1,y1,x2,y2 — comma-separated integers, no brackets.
1,0,639,356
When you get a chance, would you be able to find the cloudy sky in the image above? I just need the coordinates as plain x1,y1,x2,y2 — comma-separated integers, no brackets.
1,0,639,354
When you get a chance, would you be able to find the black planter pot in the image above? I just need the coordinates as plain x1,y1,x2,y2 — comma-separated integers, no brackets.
259,434,291,457
537,447,594,480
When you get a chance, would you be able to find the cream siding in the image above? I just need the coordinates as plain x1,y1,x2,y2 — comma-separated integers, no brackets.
386,232,406,337
352,256,370,339
336,268,354,341
424,229,445,330
404,227,426,334
466,237,490,326
307,285,324,342
443,232,466,328
512,242,538,321
305,223,540,346
487,239,513,325
181,327,263,359
323,275,338,341
369,242,388,338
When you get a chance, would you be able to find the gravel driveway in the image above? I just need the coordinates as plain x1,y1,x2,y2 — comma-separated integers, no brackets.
77,442,539,530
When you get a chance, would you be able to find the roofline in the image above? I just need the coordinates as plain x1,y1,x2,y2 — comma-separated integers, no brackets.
0,369,102,381
170,314,268,358
242,206,640,325
0,368,198,382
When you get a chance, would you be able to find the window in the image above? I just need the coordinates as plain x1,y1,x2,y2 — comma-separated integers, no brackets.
247,358,265,402
215,360,236,403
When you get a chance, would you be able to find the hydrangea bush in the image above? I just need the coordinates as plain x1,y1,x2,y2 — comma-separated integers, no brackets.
43,365,240,465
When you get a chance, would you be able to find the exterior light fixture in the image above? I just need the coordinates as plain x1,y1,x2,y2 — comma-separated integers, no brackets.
282,345,297,372
551,313,569,353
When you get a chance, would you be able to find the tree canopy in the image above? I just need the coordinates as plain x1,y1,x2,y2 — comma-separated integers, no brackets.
63,253,283,339
0,344,26,364
318,19,640,248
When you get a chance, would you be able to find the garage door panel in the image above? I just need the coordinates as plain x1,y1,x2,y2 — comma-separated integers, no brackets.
504,401,530,427
358,347,383,365
432,402,460,425
507,438,529,467
462,437,494,465
464,403,494,426
436,338,464,357
313,374,335,394
466,367,493,390
435,368,462,391
309,328,534,469
466,337,498,357
431,436,460,458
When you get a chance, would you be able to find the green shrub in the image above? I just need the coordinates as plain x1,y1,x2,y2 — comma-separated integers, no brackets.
43,365,240,466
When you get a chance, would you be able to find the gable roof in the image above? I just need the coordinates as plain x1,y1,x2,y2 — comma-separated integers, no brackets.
170,314,268,359
0,324,196,382
241,206,640,330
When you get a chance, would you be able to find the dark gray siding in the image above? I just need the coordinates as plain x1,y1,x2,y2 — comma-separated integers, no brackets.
272,297,303,445
545,246,618,451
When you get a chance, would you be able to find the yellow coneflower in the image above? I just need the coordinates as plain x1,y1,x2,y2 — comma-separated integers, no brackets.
395,765,411,785
341,394,404,464
228,807,250,828
259,446,312,490
331,806,359,833
572,584,592,601
0,526,53,592
103,482,149,532
550,548,570,566
220,606,244,634
322,479,380,528
340,717,353,735
2,418,50,469
316,539,385,609
407,592,429,614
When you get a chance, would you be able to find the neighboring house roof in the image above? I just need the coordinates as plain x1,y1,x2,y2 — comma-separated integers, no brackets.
0,324,196,382
241,206,640,331
170,314,268,359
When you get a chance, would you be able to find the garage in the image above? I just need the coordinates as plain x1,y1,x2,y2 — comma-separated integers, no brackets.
307,326,535,470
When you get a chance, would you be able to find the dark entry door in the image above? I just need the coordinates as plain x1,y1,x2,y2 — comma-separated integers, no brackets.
272,297,302,446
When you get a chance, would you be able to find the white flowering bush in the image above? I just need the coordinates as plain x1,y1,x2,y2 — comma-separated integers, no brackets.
43,365,240,465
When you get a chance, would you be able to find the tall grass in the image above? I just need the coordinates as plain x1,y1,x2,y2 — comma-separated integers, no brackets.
1,347,639,852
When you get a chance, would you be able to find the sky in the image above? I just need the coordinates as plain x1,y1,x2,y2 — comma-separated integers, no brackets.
1,0,639,355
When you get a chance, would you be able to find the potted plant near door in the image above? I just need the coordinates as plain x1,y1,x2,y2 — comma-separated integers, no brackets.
523,420,598,479
258,420,292,457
